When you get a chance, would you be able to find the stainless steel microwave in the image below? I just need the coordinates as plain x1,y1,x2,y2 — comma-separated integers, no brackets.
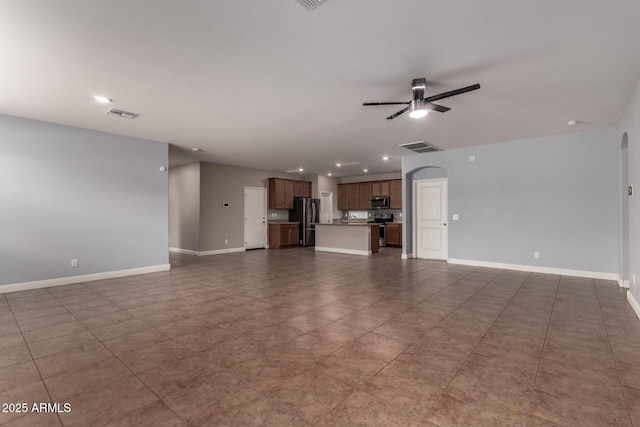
371,196,390,209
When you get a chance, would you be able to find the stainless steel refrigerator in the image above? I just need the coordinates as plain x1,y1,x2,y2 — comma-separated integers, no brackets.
289,197,320,247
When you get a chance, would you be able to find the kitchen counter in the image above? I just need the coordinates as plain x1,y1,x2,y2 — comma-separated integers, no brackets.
267,221,299,224
315,223,379,256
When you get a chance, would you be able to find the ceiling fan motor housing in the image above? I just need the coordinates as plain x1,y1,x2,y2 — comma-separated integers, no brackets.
411,78,426,100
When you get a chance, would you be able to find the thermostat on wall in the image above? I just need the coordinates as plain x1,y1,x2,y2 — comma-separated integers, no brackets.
222,202,230,208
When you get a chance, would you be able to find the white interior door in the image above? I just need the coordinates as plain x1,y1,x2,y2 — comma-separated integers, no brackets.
415,178,448,260
244,187,266,249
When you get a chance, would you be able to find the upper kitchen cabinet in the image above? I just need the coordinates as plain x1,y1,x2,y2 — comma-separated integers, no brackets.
389,179,402,209
348,183,360,210
337,178,402,211
371,181,390,197
293,180,311,198
359,182,371,210
337,184,349,210
268,178,312,209
284,180,294,209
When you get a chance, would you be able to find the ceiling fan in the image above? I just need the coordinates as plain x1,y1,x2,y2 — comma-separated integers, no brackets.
363,78,480,120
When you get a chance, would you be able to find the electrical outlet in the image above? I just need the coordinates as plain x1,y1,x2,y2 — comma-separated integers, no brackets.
452,214,459,221
224,239,229,244
468,155,476,162
71,259,78,267
533,251,540,259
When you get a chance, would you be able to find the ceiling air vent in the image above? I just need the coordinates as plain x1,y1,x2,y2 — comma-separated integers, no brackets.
297,0,327,10
398,141,441,154
106,108,140,119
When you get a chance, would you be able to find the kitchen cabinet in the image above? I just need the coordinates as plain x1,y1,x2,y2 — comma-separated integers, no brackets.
268,223,299,248
371,181,390,197
293,181,311,198
268,178,312,209
389,179,402,209
359,182,371,210
348,183,360,210
284,180,294,209
337,184,349,210
338,179,401,211
386,223,402,247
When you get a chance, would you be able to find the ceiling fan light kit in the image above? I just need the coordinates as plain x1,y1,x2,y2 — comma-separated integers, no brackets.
363,77,480,120
409,99,429,119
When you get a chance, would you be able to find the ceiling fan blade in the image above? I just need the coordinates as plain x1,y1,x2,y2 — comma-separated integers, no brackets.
386,106,409,120
363,101,410,106
424,84,481,103
424,102,450,113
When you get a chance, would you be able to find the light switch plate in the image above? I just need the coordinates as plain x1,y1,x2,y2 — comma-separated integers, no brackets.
468,155,476,162
452,214,459,220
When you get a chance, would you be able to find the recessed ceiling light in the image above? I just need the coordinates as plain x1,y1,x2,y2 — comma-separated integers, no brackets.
298,168,304,172
363,169,368,173
382,155,389,161
567,120,578,126
94,95,112,104
191,148,202,152
336,163,342,167
327,172,332,176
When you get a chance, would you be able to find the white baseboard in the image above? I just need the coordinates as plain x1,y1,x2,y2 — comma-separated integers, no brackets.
169,247,246,256
315,247,371,256
199,247,246,256
628,292,640,320
447,258,618,281
169,247,199,255
0,264,171,294
618,279,630,289
401,253,413,260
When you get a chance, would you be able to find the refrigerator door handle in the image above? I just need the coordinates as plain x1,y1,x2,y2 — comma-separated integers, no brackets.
311,202,316,224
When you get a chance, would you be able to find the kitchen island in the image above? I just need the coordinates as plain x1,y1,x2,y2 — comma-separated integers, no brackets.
315,223,379,256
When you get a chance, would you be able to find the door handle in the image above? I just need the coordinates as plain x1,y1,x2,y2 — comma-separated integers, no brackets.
441,223,447,226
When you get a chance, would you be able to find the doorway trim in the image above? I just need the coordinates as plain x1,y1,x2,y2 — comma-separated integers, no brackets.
413,178,449,260
244,186,267,249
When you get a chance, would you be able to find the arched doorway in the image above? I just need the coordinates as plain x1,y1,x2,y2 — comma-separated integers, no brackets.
404,166,448,259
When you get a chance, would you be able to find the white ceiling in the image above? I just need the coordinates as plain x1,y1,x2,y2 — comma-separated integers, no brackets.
2,1,639,177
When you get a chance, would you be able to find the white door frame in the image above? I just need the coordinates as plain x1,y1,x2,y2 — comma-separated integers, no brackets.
413,178,448,260
244,187,267,249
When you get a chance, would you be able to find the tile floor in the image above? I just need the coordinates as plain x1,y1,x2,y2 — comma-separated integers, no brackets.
0,248,639,426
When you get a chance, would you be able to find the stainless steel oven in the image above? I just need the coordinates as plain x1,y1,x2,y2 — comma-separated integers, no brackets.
370,213,393,247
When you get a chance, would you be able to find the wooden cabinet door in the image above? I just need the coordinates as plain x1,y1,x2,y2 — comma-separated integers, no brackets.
302,181,311,198
386,223,402,247
348,183,360,210
269,178,285,209
359,182,371,210
338,184,349,210
293,181,303,197
379,181,390,196
370,181,380,197
284,180,294,209
389,179,402,209
371,181,390,196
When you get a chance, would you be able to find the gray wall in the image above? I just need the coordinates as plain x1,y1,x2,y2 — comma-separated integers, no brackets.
618,74,640,303
168,162,200,251
0,114,169,286
197,162,312,251
402,127,620,275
